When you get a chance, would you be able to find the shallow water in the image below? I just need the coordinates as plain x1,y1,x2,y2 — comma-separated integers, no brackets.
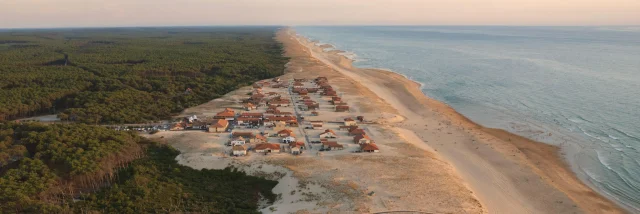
294,26,640,211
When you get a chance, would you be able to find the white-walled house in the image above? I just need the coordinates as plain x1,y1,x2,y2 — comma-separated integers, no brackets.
232,145,247,156
319,129,338,138
230,137,246,146
282,136,296,143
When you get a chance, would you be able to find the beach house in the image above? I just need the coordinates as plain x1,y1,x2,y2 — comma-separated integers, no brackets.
230,137,246,146
336,105,350,112
214,108,236,120
321,141,344,150
319,129,338,138
254,143,281,153
353,134,372,144
277,129,295,137
232,145,247,156
349,128,366,136
243,103,257,111
208,119,229,133
344,118,357,126
282,136,296,143
360,143,380,153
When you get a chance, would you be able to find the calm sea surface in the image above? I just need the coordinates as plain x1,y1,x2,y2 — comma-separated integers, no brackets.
294,26,640,211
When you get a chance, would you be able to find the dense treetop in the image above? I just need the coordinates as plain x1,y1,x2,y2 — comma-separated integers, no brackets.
0,123,277,213
0,27,288,123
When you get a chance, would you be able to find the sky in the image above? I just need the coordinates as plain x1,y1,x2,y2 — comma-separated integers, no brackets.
1,0,639,28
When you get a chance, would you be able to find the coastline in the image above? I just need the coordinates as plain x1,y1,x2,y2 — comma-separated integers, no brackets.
285,28,625,213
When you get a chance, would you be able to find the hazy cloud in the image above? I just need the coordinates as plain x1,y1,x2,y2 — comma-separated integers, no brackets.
1,0,639,28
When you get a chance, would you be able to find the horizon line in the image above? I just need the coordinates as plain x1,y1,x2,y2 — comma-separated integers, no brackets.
2,24,639,30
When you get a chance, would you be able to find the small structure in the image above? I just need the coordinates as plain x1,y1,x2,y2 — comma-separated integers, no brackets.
208,119,229,132
254,134,267,144
171,123,185,131
360,143,380,153
277,129,296,137
290,146,302,155
319,129,338,138
310,121,324,126
232,132,254,138
269,100,290,107
339,125,358,131
357,116,364,122
240,112,264,118
254,143,281,153
323,90,337,96
312,124,323,129
336,105,350,112
282,136,296,143
230,137,246,146
273,121,287,132
349,128,366,136
232,145,247,156
298,89,308,95
289,141,306,150
344,118,357,126
353,134,372,144
243,103,257,111
321,141,344,150
214,109,236,120
237,117,261,126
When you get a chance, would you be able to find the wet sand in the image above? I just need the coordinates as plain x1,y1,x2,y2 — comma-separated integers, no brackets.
282,28,625,214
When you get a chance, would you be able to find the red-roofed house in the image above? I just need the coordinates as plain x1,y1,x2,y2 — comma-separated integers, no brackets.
214,110,236,120
360,143,380,153
277,129,296,137
240,112,264,118
353,134,372,144
319,129,338,138
322,141,344,150
254,143,281,153
336,105,350,112
208,119,229,133
237,117,261,126
344,118,357,126
348,128,366,136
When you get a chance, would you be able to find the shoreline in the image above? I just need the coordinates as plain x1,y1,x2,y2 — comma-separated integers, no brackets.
286,28,625,213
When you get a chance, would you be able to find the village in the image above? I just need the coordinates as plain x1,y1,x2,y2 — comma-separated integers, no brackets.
167,76,381,157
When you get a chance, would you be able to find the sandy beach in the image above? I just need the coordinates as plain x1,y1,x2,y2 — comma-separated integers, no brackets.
284,28,626,214
150,27,627,213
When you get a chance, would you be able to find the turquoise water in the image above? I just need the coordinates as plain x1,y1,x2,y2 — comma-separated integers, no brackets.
294,26,640,211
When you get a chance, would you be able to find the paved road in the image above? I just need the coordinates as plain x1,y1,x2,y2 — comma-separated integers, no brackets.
288,81,312,150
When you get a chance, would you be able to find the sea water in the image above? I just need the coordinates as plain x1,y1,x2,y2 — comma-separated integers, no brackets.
294,26,640,211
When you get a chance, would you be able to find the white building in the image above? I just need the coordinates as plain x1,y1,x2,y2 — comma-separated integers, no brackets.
230,137,246,146
282,136,296,143
232,145,247,156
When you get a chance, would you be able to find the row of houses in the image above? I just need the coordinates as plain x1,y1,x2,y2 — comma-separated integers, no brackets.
313,77,351,112
312,116,379,152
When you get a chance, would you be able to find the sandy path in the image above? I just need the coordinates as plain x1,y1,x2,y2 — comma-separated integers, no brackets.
289,28,624,214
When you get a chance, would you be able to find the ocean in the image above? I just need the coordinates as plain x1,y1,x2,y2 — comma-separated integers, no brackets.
294,26,640,211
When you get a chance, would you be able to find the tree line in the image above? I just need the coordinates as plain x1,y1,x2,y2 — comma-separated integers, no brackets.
0,27,288,124
0,122,277,213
